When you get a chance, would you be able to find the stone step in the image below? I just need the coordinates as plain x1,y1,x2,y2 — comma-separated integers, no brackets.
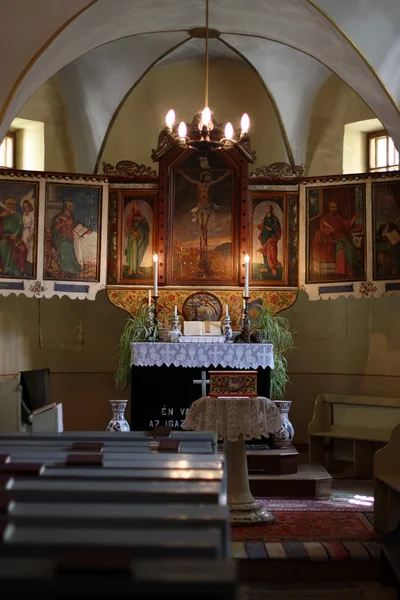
247,444,298,475
249,463,332,499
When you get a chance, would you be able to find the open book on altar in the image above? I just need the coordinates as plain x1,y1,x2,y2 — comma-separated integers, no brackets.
73,223,90,238
183,321,222,337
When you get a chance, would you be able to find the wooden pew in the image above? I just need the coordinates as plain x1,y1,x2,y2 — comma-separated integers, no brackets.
0,429,233,595
380,520,400,593
374,423,400,533
0,557,237,598
309,394,400,477
0,428,217,448
6,501,231,559
2,523,223,559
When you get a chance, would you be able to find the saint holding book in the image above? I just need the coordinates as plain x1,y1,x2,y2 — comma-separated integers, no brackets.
51,200,93,277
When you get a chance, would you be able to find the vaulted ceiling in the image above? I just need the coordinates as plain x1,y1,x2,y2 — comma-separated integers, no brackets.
1,0,399,173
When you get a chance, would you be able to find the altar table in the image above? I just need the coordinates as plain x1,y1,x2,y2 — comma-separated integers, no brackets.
130,342,274,431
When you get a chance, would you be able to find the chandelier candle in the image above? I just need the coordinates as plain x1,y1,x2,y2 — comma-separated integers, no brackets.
153,254,158,297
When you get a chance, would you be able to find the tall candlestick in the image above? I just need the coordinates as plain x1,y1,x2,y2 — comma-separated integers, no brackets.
244,254,250,297
225,304,229,317
174,305,177,317
148,289,151,306
153,254,158,296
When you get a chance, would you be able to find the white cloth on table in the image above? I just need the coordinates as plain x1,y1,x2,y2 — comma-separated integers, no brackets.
131,342,274,369
183,396,282,442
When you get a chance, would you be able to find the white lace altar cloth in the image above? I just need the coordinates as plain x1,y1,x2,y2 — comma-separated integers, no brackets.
131,342,274,369
183,396,282,442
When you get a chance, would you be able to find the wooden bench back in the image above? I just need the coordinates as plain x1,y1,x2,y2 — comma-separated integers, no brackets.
309,394,400,437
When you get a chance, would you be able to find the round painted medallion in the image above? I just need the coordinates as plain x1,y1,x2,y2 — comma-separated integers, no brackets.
182,292,222,321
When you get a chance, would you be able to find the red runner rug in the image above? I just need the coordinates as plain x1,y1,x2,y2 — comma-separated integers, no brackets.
231,511,380,561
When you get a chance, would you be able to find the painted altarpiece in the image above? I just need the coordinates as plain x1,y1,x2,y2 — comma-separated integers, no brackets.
0,170,108,300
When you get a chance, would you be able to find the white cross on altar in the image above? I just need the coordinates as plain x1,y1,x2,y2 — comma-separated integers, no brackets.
193,370,210,397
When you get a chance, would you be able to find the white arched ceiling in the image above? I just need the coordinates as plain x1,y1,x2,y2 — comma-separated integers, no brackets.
222,35,330,165
1,0,400,158
0,0,95,123
315,0,400,106
57,33,190,173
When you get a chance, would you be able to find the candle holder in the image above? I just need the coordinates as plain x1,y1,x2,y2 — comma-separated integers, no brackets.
169,312,182,343
223,314,233,343
236,296,251,343
151,295,160,341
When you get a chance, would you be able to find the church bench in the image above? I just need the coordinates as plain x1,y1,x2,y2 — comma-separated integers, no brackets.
1,477,226,505
0,464,226,490
0,440,214,454
0,452,224,469
0,557,237,598
1,523,223,560
380,518,400,594
6,501,231,559
373,424,400,533
0,428,217,447
308,394,400,477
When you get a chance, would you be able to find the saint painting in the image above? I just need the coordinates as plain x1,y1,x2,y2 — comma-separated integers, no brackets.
169,152,235,285
0,181,37,278
44,184,101,281
372,182,400,279
307,184,366,283
119,193,154,283
250,195,287,284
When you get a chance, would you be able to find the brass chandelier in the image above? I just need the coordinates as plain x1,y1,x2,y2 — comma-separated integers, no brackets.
164,0,250,153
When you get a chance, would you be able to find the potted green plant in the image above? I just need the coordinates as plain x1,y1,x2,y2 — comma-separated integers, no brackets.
252,306,296,448
114,306,157,390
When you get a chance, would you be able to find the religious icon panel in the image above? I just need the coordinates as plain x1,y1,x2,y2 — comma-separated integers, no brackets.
306,184,366,283
372,181,400,280
43,183,102,282
117,190,156,285
249,193,288,286
167,151,238,286
0,180,38,279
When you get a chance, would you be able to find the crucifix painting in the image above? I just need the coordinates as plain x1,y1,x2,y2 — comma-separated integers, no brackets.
168,152,237,285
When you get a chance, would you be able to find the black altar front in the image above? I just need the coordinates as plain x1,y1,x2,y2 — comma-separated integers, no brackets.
130,364,271,430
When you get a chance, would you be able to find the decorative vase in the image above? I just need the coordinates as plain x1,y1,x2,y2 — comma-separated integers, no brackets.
272,400,294,449
106,400,130,432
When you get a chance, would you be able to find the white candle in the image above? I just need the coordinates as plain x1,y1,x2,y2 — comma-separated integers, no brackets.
244,254,250,297
174,305,177,317
225,304,229,317
153,254,158,296
148,289,151,306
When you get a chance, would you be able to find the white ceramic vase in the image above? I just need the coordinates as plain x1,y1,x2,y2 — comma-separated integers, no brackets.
106,400,130,432
272,400,294,449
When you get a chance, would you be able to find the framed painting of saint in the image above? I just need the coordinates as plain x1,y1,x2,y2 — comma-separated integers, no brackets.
306,184,366,283
117,190,156,284
372,181,400,280
167,151,237,286
249,193,288,285
43,183,102,281
0,180,38,279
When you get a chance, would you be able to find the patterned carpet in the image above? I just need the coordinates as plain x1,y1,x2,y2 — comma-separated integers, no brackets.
231,501,380,561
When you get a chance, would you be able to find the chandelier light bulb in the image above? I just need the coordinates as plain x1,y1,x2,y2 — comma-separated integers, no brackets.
178,121,187,139
224,122,234,140
165,109,175,129
240,113,250,134
201,106,212,128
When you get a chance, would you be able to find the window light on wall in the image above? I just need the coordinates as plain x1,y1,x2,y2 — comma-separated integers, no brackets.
0,133,15,168
368,131,399,172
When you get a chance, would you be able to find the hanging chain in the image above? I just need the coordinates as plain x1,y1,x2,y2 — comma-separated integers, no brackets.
205,0,209,108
